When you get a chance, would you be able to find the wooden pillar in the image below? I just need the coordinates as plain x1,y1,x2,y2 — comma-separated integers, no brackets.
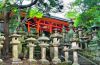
26,21,31,32
50,23,52,33
36,20,40,33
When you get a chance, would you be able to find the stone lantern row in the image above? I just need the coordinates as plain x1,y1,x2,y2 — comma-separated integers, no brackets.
0,30,81,65
8,30,64,65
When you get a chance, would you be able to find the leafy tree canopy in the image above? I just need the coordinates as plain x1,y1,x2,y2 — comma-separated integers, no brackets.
66,0,100,28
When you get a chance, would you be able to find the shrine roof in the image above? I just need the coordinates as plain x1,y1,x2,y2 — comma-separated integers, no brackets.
43,15,71,22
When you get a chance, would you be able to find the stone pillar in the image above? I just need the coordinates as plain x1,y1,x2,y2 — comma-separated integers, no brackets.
63,45,69,63
10,33,22,65
38,33,49,64
26,37,37,63
39,43,49,64
62,26,66,43
71,34,80,65
50,45,54,59
50,29,62,64
52,43,60,64
73,50,79,65
0,34,5,62
81,35,88,49
17,31,26,58
78,26,83,49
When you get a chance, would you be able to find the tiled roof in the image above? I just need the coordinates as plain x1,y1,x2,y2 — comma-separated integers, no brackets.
43,15,71,22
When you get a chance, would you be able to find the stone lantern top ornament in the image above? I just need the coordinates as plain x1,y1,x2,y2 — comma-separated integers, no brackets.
70,33,79,42
69,19,74,25
26,37,37,49
50,29,62,38
50,29,62,46
91,22,99,30
10,33,21,45
91,22,99,42
77,25,83,34
63,46,70,52
80,35,88,41
71,33,81,50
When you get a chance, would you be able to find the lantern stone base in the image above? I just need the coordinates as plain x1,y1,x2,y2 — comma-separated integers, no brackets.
12,59,22,65
0,59,3,62
28,59,37,62
0,60,4,65
39,59,49,65
28,59,37,65
72,62,80,65
52,58,61,64
12,61,22,65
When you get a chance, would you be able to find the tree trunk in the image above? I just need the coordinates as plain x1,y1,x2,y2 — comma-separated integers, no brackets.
3,8,10,59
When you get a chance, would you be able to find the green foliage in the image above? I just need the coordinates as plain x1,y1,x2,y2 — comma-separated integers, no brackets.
78,6,100,28
65,11,79,19
65,11,80,27
9,18,21,32
67,0,100,28
29,8,43,18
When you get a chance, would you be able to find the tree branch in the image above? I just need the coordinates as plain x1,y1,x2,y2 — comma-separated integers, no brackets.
14,0,38,9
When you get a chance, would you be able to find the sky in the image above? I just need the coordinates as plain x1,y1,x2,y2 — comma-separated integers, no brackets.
50,0,75,19
15,0,75,19
22,0,74,5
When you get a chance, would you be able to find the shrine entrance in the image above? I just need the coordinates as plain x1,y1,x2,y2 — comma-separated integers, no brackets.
26,16,69,33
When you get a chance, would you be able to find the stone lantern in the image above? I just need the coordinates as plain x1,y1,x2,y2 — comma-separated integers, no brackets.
70,33,80,65
26,37,37,64
62,26,67,43
17,30,26,58
77,25,83,38
0,33,5,62
68,20,74,42
90,23,100,62
91,23,99,42
63,27,71,63
80,34,88,49
38,33,49,64
50,29,62,64
10,33,22,65
77,25,83,48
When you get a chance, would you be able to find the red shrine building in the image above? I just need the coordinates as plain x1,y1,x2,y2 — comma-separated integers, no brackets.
26,15,70,33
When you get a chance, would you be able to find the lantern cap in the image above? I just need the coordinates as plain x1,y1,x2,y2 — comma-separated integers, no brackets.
26,37,36,42
38,33,49,41
91,22,99,30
